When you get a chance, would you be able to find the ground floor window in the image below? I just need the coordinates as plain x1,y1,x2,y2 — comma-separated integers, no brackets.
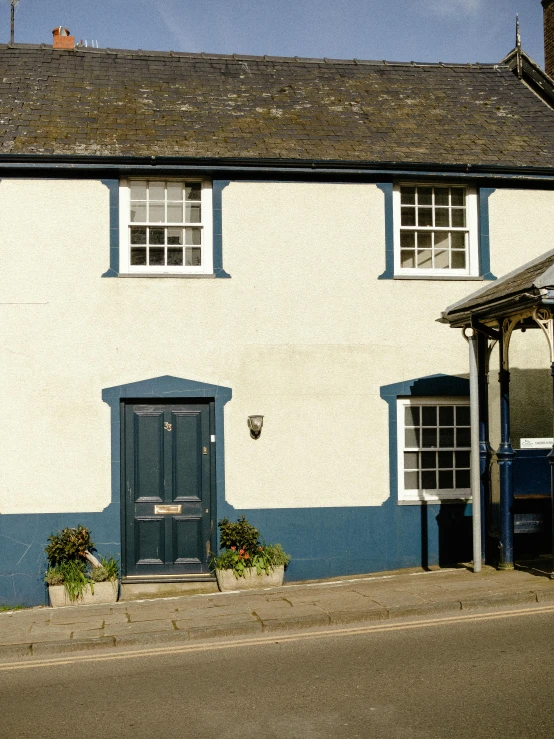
397,397,471,502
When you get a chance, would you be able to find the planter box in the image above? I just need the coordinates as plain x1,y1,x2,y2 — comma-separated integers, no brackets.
216,565,284,592
48,580,119,607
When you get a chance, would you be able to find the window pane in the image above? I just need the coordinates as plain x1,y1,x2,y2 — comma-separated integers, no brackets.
185,184,201,201
149,228,165,245
456,406,470,425
417,232,432,249
167,182,183,201
439,406,454,425
418,187,432,205
404,451,418,469
451,208,466,227
456,428,471,447
401,207,416,227
167,248,183,266
451,188,465,206
405,406,420,426
417,250,432,268
421,451,435,469
456,469,470,488
185,203,202,223
149,203,165,223
185,227,202,245
422,428,437,448
439,427,455,447
401,251,415,268
438,451,453,468
130,247,147,265
451,250,466,269
418,208,432,227
149,182,165,200
130,203,146,222
451,232,465,250
435,188,449,206
456,450,470,468
167,228,183,245
149,247,165,266
130,181,147,200
405,427,420,447
185,247,202,266
421,470,436,488
438,470,454,489
130,227,147,244
434,250,449,269
404,471,419,490
400,187,416,205
422,407,437,426
167,203,183,222
434,231,449,250
435,208,449,227
401,232,415,249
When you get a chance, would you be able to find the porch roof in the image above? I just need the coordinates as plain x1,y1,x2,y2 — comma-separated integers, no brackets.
440,249,554,327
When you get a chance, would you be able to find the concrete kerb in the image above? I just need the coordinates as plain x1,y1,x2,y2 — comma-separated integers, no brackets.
1,567,553,661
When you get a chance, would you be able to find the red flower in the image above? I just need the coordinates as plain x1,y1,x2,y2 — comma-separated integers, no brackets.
239,549,244,555
244,553,250,559
231,546,236,551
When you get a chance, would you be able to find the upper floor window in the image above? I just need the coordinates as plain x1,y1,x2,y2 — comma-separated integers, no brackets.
393,184,478,277
119,179,213,275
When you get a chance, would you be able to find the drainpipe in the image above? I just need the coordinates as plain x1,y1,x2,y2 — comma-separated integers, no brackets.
469,330,482,572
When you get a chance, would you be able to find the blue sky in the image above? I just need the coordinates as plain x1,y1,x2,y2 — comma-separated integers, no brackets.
2,0,547,66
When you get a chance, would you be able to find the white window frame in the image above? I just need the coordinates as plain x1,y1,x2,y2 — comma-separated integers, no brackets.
397,396,471,503
119,178,213,275
393,184,479,278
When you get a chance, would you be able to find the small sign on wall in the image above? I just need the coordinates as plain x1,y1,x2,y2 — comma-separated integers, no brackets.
520,438,553,449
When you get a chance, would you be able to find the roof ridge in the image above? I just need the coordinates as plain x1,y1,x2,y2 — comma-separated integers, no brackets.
0,43,507,69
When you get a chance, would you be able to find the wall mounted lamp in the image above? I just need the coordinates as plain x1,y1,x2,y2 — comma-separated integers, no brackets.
247,415,264,439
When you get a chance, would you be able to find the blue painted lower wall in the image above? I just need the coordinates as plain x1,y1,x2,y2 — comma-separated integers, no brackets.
0,500,472,606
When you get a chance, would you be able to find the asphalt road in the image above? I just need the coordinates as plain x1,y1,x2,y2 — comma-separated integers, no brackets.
1,606,553,739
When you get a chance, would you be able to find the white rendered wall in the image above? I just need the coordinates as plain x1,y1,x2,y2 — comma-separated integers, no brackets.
0,180,552,514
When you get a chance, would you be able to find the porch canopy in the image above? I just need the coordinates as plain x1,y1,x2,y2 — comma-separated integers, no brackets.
440,249,554,575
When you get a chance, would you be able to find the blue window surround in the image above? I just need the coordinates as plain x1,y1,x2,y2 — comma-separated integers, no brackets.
377,183,496,281
380,374,470,505
101,179,231,278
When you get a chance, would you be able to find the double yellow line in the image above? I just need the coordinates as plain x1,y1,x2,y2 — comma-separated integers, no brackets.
2,602,554,672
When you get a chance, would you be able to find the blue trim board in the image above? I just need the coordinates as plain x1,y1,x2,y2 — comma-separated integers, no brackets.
478,188,496,280
100,179,120,278
377,183,394,280
212,180,231,278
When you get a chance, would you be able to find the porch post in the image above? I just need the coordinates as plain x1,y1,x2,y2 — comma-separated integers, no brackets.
469,330,482,572
477,332,492,562
497,328,515,570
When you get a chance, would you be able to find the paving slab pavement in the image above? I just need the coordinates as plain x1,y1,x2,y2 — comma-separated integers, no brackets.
1,565,553,659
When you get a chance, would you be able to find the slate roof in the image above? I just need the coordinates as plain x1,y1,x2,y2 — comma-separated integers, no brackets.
1,44,554,166
441,249,554,325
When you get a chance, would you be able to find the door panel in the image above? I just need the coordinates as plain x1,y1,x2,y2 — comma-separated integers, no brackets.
123,401,214,578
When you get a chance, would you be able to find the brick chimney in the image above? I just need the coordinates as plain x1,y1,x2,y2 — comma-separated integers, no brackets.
543,0,554,77
52,26,75,50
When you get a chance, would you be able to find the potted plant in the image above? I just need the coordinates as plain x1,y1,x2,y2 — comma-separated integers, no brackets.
44,525,119,606
210,515,291,591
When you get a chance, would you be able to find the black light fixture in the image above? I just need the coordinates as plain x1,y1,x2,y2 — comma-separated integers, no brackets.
247,415,264,439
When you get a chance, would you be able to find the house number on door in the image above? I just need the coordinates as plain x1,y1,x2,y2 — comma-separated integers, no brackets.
164,422,172,431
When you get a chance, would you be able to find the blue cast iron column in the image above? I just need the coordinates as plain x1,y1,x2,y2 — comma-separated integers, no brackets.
477,332,492,562
497,331,515,570
549,360,554,579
